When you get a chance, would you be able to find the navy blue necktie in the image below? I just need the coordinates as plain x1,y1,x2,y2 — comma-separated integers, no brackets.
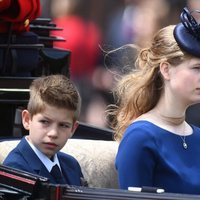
50,164,66,184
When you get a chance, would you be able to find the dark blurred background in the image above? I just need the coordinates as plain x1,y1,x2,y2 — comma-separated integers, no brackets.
39,0,200,129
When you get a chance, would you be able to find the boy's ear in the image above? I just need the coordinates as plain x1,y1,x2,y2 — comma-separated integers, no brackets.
71,121,79,136
22,110,31,130
159,61,170,80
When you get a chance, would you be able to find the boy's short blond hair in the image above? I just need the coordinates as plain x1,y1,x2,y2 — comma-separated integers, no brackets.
27,75,81,121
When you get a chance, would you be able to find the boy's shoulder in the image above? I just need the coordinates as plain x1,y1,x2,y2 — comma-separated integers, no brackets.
57,151,79,167
57,151,83,175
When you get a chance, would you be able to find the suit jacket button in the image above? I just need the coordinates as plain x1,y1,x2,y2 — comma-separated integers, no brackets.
24,19,30,27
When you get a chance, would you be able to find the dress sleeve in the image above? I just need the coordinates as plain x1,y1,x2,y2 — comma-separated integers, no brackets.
115,124,158,189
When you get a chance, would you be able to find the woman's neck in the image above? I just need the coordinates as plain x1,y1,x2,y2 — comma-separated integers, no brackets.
144,107,193,136
153,107,185,126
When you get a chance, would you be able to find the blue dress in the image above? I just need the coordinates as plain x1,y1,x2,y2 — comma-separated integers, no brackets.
115,120,200,194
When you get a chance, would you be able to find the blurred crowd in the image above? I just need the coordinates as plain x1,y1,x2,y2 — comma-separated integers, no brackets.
39,0,199,128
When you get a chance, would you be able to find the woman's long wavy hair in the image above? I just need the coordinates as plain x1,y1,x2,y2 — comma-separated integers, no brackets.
107,25,192,141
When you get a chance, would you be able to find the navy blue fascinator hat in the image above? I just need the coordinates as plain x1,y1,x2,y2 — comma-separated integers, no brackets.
174,7,200,57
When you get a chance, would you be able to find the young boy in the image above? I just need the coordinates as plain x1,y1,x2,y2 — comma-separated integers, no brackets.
3,75,84,186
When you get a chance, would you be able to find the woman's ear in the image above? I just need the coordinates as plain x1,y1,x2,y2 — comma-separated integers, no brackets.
159,61,170,80
22,110,31,130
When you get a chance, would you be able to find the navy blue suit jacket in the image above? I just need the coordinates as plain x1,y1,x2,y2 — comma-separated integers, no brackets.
3,137,83,186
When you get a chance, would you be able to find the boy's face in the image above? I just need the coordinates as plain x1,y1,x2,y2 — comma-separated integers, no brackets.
22,104,78,159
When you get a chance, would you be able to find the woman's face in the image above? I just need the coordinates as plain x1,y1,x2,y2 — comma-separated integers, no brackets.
166,57,200,105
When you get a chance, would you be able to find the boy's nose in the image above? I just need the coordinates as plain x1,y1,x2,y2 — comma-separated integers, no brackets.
47,127,58,138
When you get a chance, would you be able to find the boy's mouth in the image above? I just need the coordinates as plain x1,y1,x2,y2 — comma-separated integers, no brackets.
44,142,58,149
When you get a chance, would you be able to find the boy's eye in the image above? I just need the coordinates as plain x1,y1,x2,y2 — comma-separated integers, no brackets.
60,123,71,128
40,120,49,124
193,66,200,71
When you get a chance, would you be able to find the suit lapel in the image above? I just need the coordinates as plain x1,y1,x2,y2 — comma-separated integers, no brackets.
58,154,79,185
17,137,81,185
17,137,53,181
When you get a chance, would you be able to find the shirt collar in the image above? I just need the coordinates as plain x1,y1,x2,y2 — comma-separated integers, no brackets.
25,136,61,172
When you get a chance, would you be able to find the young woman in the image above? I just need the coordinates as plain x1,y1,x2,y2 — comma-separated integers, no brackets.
107,7,200,194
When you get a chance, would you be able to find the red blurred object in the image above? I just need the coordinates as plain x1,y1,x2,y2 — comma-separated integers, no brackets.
0,0,41,33
51,16,102,79
0,0,11,12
